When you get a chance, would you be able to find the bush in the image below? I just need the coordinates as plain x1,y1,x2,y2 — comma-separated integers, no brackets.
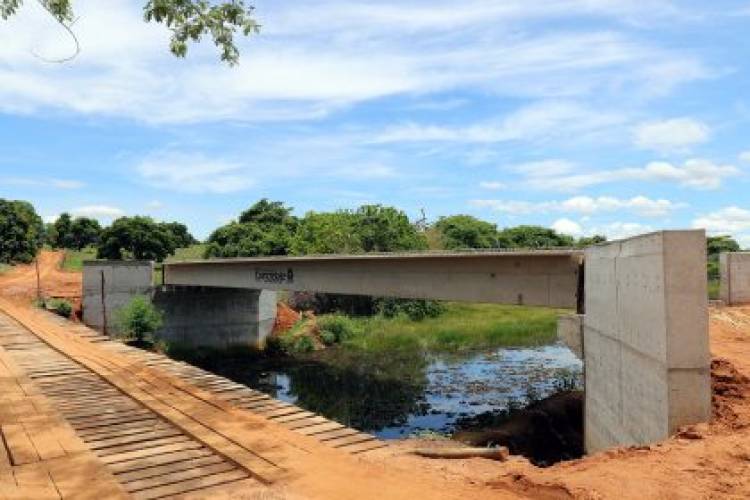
49,299,73,319
318,314,362,344
292,335,315,353
0,199,44,264
115,296,163,343
375,298,445,321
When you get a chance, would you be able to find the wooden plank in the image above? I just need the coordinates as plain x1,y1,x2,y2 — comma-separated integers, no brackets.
296,422,344,436
124,461,238,493
97,435,193,457
89,427,183,450
115,454,224,483
341,440,389,454
327,433,377,448
1,424,39,465
100,440,205,465
315,427,360,441
131,469,248,500
105,448,214,475
21,421,66,461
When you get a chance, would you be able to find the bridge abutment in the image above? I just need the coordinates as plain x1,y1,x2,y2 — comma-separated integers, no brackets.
583,230,710,453
153,286,277,348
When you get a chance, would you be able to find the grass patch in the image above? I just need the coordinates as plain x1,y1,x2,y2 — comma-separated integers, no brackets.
327,302,561,354
61,247,97,271
0,263,10,274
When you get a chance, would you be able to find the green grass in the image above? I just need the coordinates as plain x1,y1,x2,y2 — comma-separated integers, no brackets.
61,247,97,271
0,263,10,274
328,302,562,354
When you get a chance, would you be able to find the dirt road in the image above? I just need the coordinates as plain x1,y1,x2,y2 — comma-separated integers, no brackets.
0,250,81,305
2,253,750,498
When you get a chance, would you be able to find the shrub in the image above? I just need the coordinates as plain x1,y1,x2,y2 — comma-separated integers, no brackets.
317,314,362,344
292,335,315,353
49,299,73,319
115,296,163,343
375,298,444,321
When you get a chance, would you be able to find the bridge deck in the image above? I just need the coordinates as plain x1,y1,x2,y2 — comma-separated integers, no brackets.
0,301,394,499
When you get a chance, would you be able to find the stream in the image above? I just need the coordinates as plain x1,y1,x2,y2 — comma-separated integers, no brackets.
199,342,583,439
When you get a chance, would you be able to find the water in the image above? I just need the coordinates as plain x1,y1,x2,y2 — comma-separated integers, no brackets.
224,343,582,439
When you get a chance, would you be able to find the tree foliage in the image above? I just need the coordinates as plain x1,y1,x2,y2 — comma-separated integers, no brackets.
97,216,177,262
290,211,361,255
1,0,259,65
115,295,163,343
159,221,197,248
51,213,102,250
0,199,44,264
707,235,741,280
205,199,297,258
354,205,427,253
497,225,575,249
576,235,607,248
433,215,499,250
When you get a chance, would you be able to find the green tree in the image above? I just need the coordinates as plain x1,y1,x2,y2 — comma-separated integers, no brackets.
205,199,297,258
115,295,163,343
433,215,499,250
1,0,259,65
159,221,197,248
70,217,101,249
498,225,575,249
576,235,607,248
0,199,44,264
97,216,176,262
52,212,75,248
290,211,362,255
355,205,427,252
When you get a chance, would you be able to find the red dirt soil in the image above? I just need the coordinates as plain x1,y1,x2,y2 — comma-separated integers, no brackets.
274,301,302,335
4,251,750,498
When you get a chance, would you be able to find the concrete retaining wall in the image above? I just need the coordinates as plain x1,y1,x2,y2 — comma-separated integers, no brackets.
82,261,153,335
557,314,583,359
720,252,750,305
153,286,277,348
583,230,710,453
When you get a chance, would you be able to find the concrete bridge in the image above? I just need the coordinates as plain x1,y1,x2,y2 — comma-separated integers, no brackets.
81,230,711,455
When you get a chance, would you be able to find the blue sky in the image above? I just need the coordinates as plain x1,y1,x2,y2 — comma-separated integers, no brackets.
1,0,750,243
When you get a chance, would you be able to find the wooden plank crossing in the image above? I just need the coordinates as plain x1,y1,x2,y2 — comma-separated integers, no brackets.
0,314,256,499
40,313,388,457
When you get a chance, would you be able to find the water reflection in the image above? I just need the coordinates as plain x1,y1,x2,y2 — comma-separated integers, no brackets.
196,342,582,438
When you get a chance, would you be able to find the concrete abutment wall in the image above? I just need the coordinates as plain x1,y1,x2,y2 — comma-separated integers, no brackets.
584,230,710,453
720,252,750,305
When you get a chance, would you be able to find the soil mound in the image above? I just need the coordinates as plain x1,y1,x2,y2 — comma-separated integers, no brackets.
453,391,583,466
711,357,750,429
273,302,301,335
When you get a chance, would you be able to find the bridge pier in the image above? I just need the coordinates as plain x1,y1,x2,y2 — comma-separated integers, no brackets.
152,286,277,348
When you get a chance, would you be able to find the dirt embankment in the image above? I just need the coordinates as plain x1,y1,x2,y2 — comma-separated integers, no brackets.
0,250,82,312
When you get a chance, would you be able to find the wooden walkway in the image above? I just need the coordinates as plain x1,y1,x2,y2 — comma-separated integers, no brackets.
0,306,386,499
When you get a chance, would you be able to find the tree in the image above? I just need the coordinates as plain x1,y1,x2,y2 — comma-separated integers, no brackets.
159,221,197,248
433,215,499,250
290,211,362,255
52,212,75,248
0,199,44,263
205,199,297,258
497,225,575,249
355,205,427,252
576,235,607,248
97,216,176,262
0,0,259,65
70,216,101,249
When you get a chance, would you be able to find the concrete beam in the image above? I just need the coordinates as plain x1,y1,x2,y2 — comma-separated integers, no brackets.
164,251,583,309
583,230,710,453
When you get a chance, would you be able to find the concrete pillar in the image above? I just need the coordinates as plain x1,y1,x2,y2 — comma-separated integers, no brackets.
152,286,277,348
82,261,154,335
583,230,710,453
557,314,583,359
720,252,750,305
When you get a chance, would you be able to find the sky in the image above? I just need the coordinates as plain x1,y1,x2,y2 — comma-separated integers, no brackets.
1,1,750,244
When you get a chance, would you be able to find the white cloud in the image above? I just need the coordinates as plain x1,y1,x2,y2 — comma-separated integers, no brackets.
0,1,709,123
592,222,654,240
633,118,710,153
136,153,255,193
479,181,506,190
373,101,627,144
552,218,583,236
470,195,684,217
70,205,125,220
693,206,750,235
146,200,164,210
525,158,738,191
740,151,750,162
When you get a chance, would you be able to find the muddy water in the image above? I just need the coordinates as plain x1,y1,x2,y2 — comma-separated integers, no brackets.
214,343,582,439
